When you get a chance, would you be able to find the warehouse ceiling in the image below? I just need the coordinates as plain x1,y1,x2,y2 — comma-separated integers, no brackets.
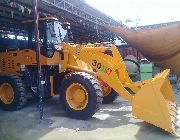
0,0,121,43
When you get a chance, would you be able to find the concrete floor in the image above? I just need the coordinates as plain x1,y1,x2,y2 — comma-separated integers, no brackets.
0,84,180,140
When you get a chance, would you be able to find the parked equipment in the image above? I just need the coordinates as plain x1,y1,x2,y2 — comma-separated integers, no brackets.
0,18,178,136
140,59,153,81
124,55,139,74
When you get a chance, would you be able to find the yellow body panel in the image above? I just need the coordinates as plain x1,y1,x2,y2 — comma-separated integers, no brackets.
0,49,60,75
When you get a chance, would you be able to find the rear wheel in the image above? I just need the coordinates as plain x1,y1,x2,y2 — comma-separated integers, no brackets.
0,75,27,110
60,72,103,120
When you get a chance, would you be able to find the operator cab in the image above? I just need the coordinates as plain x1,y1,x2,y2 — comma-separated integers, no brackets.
0,17,69,57
46,18,69,51
35,17,69,57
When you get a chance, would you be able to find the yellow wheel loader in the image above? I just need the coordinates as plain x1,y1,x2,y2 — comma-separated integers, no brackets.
0,17,178,136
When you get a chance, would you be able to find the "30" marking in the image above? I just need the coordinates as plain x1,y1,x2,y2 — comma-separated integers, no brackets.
92,60,112,75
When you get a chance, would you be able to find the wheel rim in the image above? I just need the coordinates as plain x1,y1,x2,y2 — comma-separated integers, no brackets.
0,83,14,104
66,83,88,110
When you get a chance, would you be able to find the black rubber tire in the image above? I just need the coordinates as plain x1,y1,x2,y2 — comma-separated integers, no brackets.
102,89,118,104
60,72,103,120
0,75,27,111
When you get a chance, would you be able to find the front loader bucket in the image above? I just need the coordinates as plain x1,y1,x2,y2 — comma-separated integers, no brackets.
132,69,178,136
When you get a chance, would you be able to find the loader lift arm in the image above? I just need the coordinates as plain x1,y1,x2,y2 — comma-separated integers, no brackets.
64,44,142,102
62,43,178,137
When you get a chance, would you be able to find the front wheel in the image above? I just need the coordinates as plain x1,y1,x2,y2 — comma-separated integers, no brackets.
60,72,103,120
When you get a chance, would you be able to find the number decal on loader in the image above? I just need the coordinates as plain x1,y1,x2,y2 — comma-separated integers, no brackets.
92,60,112,75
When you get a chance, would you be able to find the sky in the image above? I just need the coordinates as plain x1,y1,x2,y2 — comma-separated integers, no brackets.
85,0,180,26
